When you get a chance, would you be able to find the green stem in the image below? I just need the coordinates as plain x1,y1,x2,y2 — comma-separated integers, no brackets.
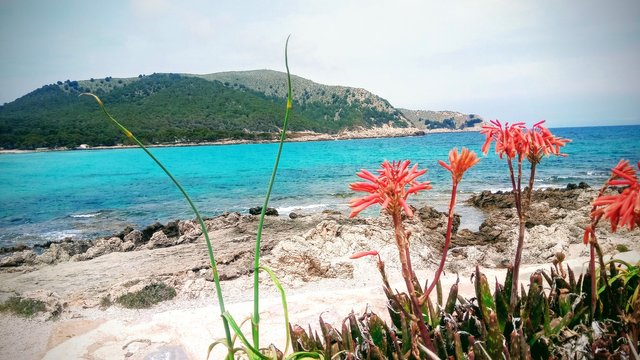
82,93,233,357
422,182,458,301
252,35,293,349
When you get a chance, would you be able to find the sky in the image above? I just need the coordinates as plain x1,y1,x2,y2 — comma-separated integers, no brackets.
0,0,639,127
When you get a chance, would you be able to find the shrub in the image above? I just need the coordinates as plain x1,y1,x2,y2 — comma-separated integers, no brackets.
0,296,46,317
116,283,176,309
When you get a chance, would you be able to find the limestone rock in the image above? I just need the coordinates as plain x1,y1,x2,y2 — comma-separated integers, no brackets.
124,230,143,246
141,222,164,242
0,249,37,267
178,220,201,243
163,220,180,238
121,241,135,252
417,206,460,234
146,231,174,249
78,237,122,260
36,244,71,265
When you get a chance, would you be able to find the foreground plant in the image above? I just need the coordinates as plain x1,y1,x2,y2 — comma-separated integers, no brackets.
586,159,640,337
349,159,434,350
290,139,639,358
481,120,570,311
85,37,311,359
346,150,478,356
422,148,480,300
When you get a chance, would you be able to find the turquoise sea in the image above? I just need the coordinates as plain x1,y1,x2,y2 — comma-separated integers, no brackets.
0,125,639,247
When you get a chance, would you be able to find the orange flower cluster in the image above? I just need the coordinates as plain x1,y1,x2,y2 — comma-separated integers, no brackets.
481,120,570,161
591,160,640,232
480,120,526,159
349,160,432,218
526,121,571,163
438,147,481,184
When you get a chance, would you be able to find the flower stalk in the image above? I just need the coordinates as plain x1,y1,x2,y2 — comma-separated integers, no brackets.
349,159,434,349
348,151,478,351
481,120,570,312
586,159,640,318
422,148,479,302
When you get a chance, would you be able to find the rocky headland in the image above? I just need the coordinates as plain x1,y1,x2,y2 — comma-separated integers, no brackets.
0,184,638,359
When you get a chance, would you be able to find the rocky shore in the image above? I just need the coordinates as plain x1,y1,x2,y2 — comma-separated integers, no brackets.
0,126,428,154
1,185,638,359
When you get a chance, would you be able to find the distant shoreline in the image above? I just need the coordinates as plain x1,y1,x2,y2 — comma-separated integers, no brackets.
0,127,481,155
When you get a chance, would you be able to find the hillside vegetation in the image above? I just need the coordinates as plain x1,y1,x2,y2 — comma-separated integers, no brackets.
0,70,479,149
399,109,482,130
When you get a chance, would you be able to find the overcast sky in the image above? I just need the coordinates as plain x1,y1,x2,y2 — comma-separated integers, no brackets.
1,0,639,127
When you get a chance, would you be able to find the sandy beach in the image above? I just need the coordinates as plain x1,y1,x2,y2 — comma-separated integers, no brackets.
0,186,638,359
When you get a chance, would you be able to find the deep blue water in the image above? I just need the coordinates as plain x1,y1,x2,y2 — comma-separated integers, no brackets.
0,125,638,246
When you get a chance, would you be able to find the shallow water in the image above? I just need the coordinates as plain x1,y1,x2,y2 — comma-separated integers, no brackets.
1,125,638,246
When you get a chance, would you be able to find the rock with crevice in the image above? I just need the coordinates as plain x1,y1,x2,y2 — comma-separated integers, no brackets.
141,222,164,243
0,249,37,267
124,230,143,246
76,237,123,261
146,231,175,249
36,244,71,265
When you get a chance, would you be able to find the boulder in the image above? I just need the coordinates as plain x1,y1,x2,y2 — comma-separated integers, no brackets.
141,222,164,242
58,239,91,256
36,244,71,265
114,225,134,239
0,249,37,267
249,207,278,216
77,237,122,260
417,206,460,234
0,243,29,255
124,230,144,246
163,220,180,238
289,212,309,219
146,231,174,249
121,241,135,252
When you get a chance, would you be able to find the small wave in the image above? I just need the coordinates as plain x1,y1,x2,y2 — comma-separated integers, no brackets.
485,187,514,193
70,212,102,218
276,203,328,214
41,229,82,240
535,184,562,190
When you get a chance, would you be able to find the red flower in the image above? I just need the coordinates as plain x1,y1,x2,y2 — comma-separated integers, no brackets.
480,120,527,159
591,160,640,232
481,120,570,164
438,147,480,184
349,250,379,259
526,121,570,163
583,225,594,245
349,160,432,218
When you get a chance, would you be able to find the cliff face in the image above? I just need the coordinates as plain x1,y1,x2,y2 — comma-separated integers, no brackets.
399,109,483,130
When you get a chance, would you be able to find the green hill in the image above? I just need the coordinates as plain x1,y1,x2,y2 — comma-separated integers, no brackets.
0,70,482,150
0,71,409,149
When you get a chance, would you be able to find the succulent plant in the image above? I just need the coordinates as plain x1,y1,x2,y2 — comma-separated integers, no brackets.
290,256,639,359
